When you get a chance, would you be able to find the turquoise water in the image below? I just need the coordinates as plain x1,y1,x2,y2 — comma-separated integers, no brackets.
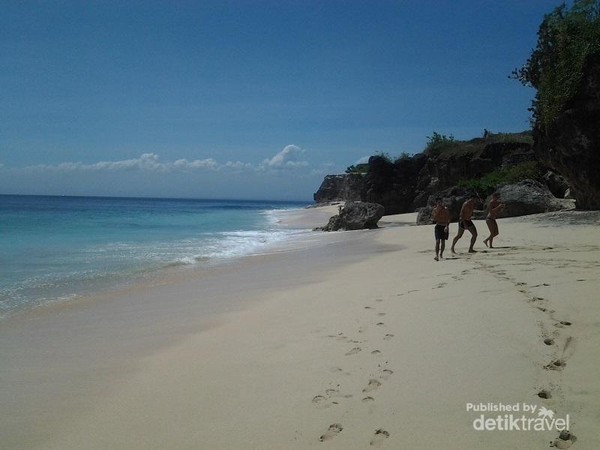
0,195,309,318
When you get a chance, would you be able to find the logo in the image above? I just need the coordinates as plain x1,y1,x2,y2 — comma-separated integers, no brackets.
466,402,570,431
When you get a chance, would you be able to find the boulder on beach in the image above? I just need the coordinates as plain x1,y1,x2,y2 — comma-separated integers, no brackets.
417,180,575,225
494,180,575,217
315,201,385,231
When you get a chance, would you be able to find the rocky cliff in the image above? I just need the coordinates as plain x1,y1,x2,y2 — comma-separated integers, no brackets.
313,174,363,204
534,53,600,210
313,132,539,214
416,181,575,225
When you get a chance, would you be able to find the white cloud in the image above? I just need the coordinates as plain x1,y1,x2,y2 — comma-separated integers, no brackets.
173,158,218,170
13,146,312,177
0,148,325,199
22,153,219,174
262,145,308,169
224,161,254,171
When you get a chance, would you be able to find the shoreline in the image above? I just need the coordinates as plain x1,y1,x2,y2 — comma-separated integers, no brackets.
0,197,312,321
1,207,599,449
0,205,384,448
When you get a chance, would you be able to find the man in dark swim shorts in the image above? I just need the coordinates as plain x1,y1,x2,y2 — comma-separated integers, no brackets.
432,197,450,261
459,219,475,229
451,194,480,254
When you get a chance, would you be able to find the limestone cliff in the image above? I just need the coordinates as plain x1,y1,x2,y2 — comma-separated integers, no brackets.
313,174,363,204
534,54,600,210
313,132,538,215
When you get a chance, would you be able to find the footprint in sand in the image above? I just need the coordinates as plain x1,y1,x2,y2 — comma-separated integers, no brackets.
538,389,552,399
377,312,386,317
544,338,555,346
328,333,347,341
376,322,385,327
383,334,394,341
345,347,362,356
364,306,374,310
370,429,390,447
320,423,343,442
313,389,352,409
312,395,328,408
553,431,577,449
363,379,382,393
362,396,375,403
376,298,384,302
544,359,566,371
380,369,393,380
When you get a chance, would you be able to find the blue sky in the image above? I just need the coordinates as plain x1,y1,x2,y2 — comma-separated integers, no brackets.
1,0,558,201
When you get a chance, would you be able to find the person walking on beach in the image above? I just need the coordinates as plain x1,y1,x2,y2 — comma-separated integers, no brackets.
432,197,450,261
483,192,504,248
451,194,480,254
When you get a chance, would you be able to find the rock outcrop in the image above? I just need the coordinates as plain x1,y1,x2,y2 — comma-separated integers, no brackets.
542,170,570,198
535,53,600,209
313,174,363,204
316,202,385,231
416,187,479,225
416,140,535,202
494,180,575,217
313,133,542,215
363,154,427,214
416,180,575,225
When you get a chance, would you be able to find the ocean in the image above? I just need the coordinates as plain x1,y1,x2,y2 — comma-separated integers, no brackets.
0,195,310,319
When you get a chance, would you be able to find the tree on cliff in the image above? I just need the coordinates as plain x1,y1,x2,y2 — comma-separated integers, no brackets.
511,0,600,131
512,0,600,209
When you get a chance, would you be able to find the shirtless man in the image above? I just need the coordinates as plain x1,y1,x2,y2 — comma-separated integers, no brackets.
451,194,480,254
432,197,450,261
483,192,505,248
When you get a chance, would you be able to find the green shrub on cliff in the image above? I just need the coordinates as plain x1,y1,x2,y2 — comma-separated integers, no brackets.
512,0,600,131
424,132,457,156
345,163,369,174
459,161,543,195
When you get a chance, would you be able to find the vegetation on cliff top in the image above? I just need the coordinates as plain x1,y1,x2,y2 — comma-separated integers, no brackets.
424,130,533,159
458,161,543,196
511,0,600,131
344,129,537,195
346,130,533,175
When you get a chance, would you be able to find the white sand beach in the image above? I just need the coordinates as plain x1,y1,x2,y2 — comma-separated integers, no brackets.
1,207,598,449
